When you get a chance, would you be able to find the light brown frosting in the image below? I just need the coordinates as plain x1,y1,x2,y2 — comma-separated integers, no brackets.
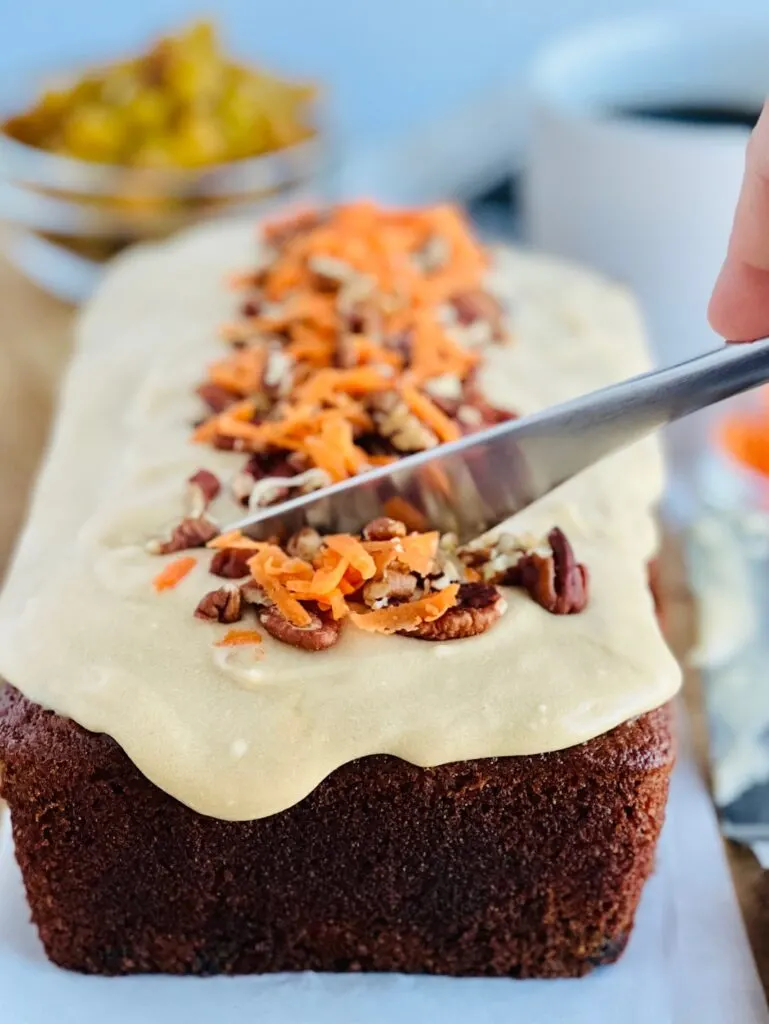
0,220,681,820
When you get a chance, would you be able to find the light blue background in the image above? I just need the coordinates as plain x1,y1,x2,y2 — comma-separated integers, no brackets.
1,0,766,149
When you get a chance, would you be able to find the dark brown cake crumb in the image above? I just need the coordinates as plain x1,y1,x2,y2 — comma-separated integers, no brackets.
0,684,674,978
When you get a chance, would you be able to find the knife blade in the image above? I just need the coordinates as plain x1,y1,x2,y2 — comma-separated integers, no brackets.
224,338,769,542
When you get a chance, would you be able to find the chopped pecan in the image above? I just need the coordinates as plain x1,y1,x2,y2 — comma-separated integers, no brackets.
513,528,589,615
147,516,218,555
231,470,258,505
456,405,484,431
344,299,384,340
240,297,262,318
210,547,252,579
240,580,271,606
370,390,438,452
244,450,305,482
196,381,238,414
413,234,450,273
186,469,221,516
286,526,323,562
429,394,460,419
233,451,305,506
461,373,517,429
401,582,505,640
259,605,341,651
212,434,238,451
335,332,358,368
424,373,463,403
362,568,418,608
308,254,357,287
264,209,324,249
451,289,505,341
248,468,332,511
383,328,413,365
262,347,294,400
194,584,243,623
362,516,407,541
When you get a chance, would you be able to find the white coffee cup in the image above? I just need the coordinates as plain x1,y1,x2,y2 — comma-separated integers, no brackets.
524,14,769,520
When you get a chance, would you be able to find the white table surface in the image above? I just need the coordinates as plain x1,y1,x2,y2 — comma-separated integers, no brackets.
1,720,767,1024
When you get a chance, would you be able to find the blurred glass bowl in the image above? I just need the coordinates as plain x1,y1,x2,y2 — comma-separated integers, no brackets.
0,66,325,303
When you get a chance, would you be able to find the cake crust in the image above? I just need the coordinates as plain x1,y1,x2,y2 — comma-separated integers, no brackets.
0,684,674,978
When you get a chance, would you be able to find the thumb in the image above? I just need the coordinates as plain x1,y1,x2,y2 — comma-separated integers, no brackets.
709,100,769,342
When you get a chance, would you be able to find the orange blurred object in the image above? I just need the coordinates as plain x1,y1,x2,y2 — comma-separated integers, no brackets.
718,396,769,477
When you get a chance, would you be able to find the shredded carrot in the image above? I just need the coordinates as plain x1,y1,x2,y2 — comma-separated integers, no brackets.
208,345,266,396
193,398,259,445
160,203,517,645
273,558,315,582
399,532,440,576
350,584,460,634
195,201,502,488
327,590,349,620
295,366,394,405
215,628,263,647
361,542,403,576
401,384,461,443
287,550,349,596
323,535,377,579
153,556,197,592
248,549,313,627
192,417,222,444
350,337,403,368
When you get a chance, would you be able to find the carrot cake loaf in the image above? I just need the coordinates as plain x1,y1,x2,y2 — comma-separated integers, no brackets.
0,202,681,977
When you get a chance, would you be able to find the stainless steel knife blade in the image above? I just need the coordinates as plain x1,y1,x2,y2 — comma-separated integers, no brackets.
224,339,769,542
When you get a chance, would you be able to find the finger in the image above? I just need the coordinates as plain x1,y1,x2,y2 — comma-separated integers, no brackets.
709,100,769,341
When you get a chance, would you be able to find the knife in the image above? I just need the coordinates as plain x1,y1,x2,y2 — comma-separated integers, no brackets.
225,339,769,542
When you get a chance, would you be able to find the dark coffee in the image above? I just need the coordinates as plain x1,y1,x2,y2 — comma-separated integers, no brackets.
614,104,760,130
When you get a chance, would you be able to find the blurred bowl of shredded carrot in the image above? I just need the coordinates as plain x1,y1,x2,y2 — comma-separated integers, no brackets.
0,20,324,301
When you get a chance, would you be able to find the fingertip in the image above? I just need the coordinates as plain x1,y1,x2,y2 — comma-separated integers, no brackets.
708,258,769,342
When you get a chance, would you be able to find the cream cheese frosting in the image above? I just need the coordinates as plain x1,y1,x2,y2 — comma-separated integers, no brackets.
0,220,681,820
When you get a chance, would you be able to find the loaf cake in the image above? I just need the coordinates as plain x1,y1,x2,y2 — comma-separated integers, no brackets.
0,202,681,977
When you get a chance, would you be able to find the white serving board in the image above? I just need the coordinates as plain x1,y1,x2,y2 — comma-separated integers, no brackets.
0,725,766,1024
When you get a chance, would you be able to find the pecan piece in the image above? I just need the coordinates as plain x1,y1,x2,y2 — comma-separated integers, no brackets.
384,328,413,365
460,373,517,429
195,584,243,623
513,528,589,615
240,580,270,606
362,516,407,541
370,390,438,452
259,605,341,651
240,296,263,318
186,469,221,516
451,289,505,341
401,582,505,640
286,526,323,562
233,451,305,506
344,299,384,340
210,547,252,579
196,382,238,414
264,209,324,249
335,332,358,368
262,347,294,400
362,568,418,608
147,516,218,555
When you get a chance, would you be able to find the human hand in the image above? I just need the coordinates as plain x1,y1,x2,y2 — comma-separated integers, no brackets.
709,100,769,341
